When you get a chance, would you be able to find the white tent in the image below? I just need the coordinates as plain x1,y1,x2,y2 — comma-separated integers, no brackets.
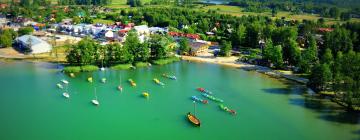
16,35,52,54
105,30,114,38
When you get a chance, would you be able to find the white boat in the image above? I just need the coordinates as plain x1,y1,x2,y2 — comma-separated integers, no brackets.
118,85,123,92
61,80,69,84
101,78,106,83
57,83,63,89
63,92,70,98
118,76,123,92
92,99,99,105
100,60,105,71
92,88,99,106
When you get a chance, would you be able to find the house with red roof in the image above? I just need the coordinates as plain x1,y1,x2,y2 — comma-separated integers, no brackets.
168,32,200,40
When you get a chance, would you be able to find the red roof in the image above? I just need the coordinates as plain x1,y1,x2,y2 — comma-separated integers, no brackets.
119,29,129,33
0,3,8,9
168,32,200,40
318,28,334,32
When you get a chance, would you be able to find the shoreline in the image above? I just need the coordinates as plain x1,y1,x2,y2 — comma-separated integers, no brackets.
181,55,309,85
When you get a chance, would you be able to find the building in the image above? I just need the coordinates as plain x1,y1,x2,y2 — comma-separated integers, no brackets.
149,27,168,34
168,32,200,40
134,25,150,35
189,42,209,56
0,3,8,9
16,35,52,54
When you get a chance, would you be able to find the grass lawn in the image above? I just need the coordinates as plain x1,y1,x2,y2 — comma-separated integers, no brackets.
111,64,134,70
199,4,360,24
134,62,150,67
93,19,114,24
152,57,180,65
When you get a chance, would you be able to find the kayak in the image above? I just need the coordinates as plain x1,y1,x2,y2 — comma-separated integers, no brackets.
69,73,75,78
202,93,224,103
87,77,93,83
187,112,200,127
191,96,208,104
162,74,177,80
61,80,69,84
128,79,136,87
142,92,149,98
197,87,213,94
219,104,236,115
57,83,63,89
101,78,106,83
153,78,165,86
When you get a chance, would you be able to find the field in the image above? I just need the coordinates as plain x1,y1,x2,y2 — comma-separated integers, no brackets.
199,5,360,24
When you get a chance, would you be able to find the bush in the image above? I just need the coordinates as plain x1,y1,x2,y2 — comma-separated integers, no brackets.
18,27,34,36
63,66,81,73
135,62,149,68
81,65,99,72
152,57,180,65
111,64,133,70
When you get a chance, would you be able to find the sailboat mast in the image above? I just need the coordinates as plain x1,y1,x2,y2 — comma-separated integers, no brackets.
95,87,97,100
193,101,196,115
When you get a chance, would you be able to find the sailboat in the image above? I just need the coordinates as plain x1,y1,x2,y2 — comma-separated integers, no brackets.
117,75,123,92
187,101,201,126
91,88,99,106
100,60,105,71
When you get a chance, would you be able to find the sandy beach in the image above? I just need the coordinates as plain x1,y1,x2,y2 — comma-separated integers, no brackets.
181,55,309,84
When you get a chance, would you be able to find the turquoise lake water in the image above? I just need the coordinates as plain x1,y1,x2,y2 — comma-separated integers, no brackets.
0,61,359,140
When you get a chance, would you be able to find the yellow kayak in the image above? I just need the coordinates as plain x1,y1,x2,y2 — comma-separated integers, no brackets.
128,79,136,87
142,92,149,98
87,77,93,83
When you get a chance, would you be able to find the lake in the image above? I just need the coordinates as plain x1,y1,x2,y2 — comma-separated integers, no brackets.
0,61,359,140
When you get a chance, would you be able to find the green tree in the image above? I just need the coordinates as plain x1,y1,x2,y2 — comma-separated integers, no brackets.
179,37,190,55
263,40,283,69
135,42,150,62
149,34,172,59
299,36,318,73
286,39,301,66
231,24,246,48
220,41,232,57
0,34,12,48
123,30,149,62
329,7,340,19
321,48,334,65
18,27,34,36
245,22,262,48
66,37,98,66
324,27,353,54
308,63,333,92
72,16,81,24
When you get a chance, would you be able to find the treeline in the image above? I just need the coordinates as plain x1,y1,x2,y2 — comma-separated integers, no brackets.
127,0,200,7
66,30,175,66
18,0,51,7
58,0,112,5
1,5,94,24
